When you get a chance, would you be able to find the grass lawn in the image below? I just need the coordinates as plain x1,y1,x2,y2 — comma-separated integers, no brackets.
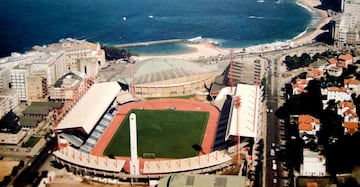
104,109,209,158
21,136,41,148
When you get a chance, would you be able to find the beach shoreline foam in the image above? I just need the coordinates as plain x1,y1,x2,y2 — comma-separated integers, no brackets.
135,0,331,61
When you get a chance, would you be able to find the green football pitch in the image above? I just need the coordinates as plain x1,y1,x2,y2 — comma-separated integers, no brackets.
103,109,209,158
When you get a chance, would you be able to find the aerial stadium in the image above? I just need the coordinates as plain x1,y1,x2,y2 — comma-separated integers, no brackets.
52,58,264,185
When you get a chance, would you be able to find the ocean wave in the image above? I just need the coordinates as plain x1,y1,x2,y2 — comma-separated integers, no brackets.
248,16,265,19
292,28,308,40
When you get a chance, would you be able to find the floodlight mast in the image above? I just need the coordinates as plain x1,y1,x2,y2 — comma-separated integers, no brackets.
129,113,140,175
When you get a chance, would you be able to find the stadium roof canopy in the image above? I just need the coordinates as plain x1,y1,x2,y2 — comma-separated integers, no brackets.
56,82,120,134
225,83,261,140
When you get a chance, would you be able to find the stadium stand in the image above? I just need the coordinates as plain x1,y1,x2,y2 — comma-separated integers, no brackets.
53,146,125,172
142,150,232,174
56,81,120,147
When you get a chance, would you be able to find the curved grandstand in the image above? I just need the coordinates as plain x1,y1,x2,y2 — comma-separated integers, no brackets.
119,58,218,97
53,82,235,182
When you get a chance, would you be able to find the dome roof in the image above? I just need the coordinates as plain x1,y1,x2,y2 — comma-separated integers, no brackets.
129,58,215,84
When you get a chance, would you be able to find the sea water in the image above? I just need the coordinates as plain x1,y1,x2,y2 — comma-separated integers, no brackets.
0,0,313,57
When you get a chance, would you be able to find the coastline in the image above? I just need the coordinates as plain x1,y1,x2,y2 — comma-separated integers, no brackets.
135,0,331,61
291,0,332,46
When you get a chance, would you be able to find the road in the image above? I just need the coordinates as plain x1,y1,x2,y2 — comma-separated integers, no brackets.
12,138,56,187
263,52,282,187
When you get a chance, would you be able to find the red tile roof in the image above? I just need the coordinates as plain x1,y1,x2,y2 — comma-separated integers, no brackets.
299,122,313,131
338,54,353,61
343,109,357,118
343,121,358,129
344,78,358,85
327,65,341,71
327,87,347,92
328,58,337,64
307,182,318,187
299,115,316,123
339,101,355,109
298,115,320,131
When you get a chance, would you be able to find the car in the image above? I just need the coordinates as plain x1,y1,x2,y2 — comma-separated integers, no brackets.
273,178,277,184
270,149,275,156
273,171,278,177
272,159,276,164
272,163,277,170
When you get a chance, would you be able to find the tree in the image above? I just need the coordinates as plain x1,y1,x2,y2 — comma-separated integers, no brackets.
300,53,312,67
11,166,19,176
18,160,24,168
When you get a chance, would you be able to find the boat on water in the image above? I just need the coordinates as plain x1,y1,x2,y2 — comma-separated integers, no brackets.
148,15,154,19
257,0,264,2
276,0,280,3
123,17,127,21
249,16,256,19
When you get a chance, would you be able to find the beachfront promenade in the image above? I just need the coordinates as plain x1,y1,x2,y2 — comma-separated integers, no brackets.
115,39,186,48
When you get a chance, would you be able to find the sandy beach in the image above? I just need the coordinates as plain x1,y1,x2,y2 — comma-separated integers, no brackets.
135,0,331,61
135,42,228,61
291,0,332,46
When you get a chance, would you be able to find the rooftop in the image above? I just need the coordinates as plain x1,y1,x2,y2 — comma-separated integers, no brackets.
226,83,261,139
57,82,120,134
22,102,62,116
157,174,246,187
119,58,217,85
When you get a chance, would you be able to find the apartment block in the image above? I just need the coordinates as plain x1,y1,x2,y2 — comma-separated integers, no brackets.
33,38,106,73
27,71,48,102
0,89,19,118
49,71,86,101
0,68,11,89
11,65,30,101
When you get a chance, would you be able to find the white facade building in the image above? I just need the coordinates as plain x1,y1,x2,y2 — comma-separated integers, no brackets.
326,87,351,102
0,89,19,118
0,68,11,89
11,65,30,101
0,131,27,145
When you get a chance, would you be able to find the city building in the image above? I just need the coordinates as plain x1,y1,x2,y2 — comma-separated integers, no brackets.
337,53,353,68
332,0,360,47
77,58,99,78
49,71,86,101
338,101,359,134
326,87,351,101
300,149,326,176
21,102,62,130
344,78,359,94
0,89,19,119
33,38,106,72
0,68,11,89
298,115,321,137
157,174,247,187
10,64,30,101
0,111,26,145
26,71,48,102
292,78,309,95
